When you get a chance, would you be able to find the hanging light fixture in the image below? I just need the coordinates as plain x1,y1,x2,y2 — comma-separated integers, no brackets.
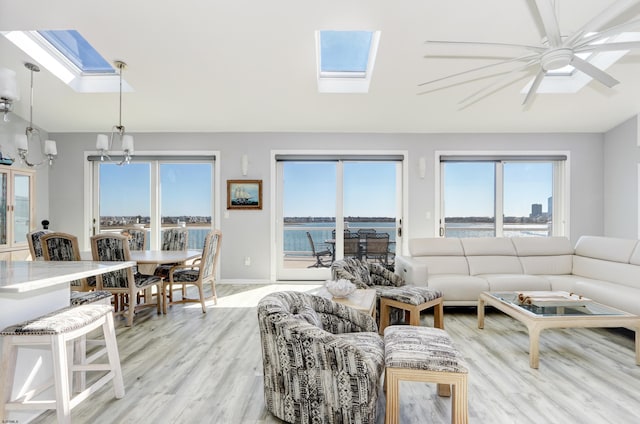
96,60,134,165
0,67,19,122
15,62,57,167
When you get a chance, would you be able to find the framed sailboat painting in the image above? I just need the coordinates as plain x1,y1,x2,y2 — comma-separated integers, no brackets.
227,180,263,210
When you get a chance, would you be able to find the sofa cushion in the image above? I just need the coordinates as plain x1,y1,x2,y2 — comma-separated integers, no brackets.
481,274,551,292
461,237,517,256
518,255,573,275
572,279,640,316
511,236,574,256
466,256,523,275
409,238,464,256
427,275,489,302
574,236,637,263
411,256,470,276
572,256,640,289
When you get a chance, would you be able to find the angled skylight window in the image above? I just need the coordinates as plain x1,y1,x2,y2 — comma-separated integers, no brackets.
38,30,114,74
316,30,381,93
2,30,129,93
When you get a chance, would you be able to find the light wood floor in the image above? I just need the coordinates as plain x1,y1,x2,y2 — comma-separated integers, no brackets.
29,283,640,424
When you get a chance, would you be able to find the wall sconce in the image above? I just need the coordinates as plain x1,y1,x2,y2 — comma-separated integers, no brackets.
0,67,19,122
16,62,57,167
241,154,249,176
418,157,426,179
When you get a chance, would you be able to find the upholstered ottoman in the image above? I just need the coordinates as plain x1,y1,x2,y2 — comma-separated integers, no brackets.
384,326,468,424
378,286,444,334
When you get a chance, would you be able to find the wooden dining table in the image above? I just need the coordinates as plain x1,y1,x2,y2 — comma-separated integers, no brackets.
80,249,202,274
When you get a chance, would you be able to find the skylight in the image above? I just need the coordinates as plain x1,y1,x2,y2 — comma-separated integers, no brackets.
38,30,114,74
2,30,128,93
316,30,381,93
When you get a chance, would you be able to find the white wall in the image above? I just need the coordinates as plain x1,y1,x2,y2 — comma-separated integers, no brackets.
603,115,640,238
47,131,604,281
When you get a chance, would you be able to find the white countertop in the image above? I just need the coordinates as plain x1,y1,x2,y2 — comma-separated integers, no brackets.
0,260,136,293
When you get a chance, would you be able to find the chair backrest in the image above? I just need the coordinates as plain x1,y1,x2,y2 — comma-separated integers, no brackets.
161,227,188,251
306,232,318,255
364,232,389,255
343,232,360,257
121,227,147,251
27,229,53,260
41,232,81,261
90,233,134,288
357,228,376,236
199,230,222,280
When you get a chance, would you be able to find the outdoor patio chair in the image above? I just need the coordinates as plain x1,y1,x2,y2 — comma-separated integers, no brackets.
306,231,333,268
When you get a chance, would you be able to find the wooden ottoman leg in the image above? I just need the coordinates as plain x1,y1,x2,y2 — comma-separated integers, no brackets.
385,368,400,424
434,298,444,329
380,298,391,334
451,374,469,424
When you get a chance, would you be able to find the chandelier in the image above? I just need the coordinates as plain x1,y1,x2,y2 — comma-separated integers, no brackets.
96,60,134,165
15,62,57,167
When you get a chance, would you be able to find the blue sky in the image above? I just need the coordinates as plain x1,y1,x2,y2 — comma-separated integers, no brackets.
444,162,552,217
100,163,212,216
283,162,396,217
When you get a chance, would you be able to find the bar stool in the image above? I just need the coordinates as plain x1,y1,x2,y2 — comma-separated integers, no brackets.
0,304,125,424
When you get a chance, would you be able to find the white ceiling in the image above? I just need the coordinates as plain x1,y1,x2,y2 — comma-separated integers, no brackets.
2,0,640,134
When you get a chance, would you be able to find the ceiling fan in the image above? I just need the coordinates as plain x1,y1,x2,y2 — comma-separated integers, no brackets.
419,0,640,107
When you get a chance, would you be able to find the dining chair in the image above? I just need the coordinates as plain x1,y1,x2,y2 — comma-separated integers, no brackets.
40,232,93,291
164,230,221,313
121,227,147,251
26,229,52,261
90,233,163,326
343,232,361,260
362,232,391,265
154,227,190,277
306,231,333,268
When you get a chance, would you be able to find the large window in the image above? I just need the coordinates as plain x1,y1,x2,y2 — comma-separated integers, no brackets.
439,155,566,238
93,159,214,250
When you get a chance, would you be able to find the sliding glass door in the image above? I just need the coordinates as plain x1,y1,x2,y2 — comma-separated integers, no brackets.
276,157,402,280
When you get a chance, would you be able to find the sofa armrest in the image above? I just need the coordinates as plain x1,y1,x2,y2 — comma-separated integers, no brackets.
394,255,429,286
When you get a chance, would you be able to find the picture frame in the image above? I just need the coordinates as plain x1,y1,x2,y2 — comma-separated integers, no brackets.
227,179,263,210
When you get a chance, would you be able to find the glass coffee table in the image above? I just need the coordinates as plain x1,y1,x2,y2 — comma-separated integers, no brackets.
478,291,640,369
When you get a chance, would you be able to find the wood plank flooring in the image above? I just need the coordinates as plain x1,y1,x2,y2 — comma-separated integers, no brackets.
29,284,640,424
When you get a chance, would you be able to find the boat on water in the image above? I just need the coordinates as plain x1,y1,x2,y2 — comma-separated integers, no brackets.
233,186,256,205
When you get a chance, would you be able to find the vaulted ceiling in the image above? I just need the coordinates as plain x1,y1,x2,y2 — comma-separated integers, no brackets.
2,0,640,134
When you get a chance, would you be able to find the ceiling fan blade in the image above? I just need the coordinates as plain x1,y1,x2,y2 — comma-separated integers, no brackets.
418,53,539,87
570,55,620,88
425,40,544,52
576,40,640,53
459,60,538,106
522,69,545,107
574,18,640,49
565,0,640,47
534,0,562,47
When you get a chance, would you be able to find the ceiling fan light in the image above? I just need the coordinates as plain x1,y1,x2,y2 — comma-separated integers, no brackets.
541,48,573,71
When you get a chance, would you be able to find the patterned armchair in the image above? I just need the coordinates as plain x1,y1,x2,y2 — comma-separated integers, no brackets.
90,233,163,326
41,232,93,291
331,258,442,325
257,291,384,424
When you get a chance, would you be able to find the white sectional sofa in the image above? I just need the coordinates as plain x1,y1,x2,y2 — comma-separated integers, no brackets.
394,235,640,315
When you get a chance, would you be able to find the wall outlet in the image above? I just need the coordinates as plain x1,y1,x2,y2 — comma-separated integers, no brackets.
244,256,251,266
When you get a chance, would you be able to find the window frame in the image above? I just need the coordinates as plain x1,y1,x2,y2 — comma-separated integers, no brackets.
83,150,221,251
434,150,570,238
